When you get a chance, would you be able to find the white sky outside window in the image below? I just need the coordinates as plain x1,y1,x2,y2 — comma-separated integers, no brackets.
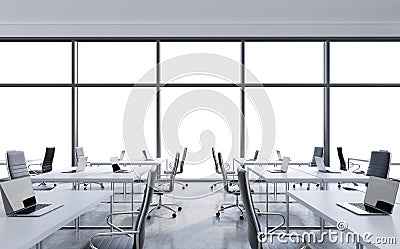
78,42,156,83
331,42,400,83
245,42,324,83
0,88,71,169
78,87,156,162
331,87,400,178
0,42,71,83
161,87,240,178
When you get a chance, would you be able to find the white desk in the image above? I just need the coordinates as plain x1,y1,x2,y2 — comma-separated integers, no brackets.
0,190,112,249
286,190,400,249
233,158,309,169
291,165,370,189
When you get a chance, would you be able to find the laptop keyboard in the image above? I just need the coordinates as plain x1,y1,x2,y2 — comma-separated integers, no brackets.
15,203,50,215
349,203,383,213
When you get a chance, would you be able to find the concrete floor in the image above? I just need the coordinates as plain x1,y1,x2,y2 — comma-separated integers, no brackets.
31,182,358,249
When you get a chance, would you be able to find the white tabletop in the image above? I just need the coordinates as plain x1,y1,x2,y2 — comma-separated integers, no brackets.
287,190,400,249
291,166,370,183
31,165,151,183
248,166,321,183
233,158,309,166
0,190,112,249
90,158,167,166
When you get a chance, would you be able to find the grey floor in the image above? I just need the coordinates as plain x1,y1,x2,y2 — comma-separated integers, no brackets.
32,182,359,249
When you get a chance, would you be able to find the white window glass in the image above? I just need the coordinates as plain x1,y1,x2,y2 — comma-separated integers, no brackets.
331,88,400,178
160,42,241,83
245,42,324,83
78,87,156,161
247,87,323,162
161,87,240,178
0,42,71,83
0,88,71,168
78,42,156,83
331,42,400,83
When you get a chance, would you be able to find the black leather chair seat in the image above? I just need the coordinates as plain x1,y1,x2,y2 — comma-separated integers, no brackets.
83,234,134,249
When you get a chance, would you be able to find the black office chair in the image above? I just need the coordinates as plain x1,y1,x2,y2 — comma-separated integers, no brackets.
366,150,391,179
215,152,246,220
148,152,182,219
164,147,188,189
6,151,30,179
210,147,233,190
310,147,323,167
28,147,56,190
337,147,362,189
86,168,157,249
293,147,323,190
238,168,308,249
342,150,391,191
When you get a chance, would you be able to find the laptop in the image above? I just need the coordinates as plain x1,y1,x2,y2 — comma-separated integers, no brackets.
0,177,62,217
61,156,87,173
110,157,130,173
315,156,340,173
276,150,283,161
268,156,290,173
337,176,399,215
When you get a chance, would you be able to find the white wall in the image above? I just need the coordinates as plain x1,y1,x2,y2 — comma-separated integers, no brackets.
0,0,400,37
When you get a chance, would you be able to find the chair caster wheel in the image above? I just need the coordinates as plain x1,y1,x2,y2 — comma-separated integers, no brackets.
178,207,182,211
239,215,244,220
147,216,151,220
216,212,220,217
292,185,296,189
306,187,310,191
300,183,303,187
185,184,189,186
172,213,177,218
157,206,161,209
210,186,213,190
182,187,185,190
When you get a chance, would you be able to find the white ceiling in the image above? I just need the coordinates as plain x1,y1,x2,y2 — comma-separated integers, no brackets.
1,0,399,37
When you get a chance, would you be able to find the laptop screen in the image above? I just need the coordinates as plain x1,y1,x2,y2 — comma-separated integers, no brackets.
0,177,36,215
364,176,399,213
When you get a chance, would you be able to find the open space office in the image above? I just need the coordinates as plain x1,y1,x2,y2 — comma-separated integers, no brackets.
0,0,400,248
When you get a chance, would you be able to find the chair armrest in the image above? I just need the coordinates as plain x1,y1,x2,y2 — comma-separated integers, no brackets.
256,211,285,233
90,231,139,249
106,211,140,232
27,164,42,175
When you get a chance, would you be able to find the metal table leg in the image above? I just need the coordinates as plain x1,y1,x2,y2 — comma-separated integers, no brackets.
286,183,290,233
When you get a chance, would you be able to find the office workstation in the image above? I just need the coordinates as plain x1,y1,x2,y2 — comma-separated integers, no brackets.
1,0,400,248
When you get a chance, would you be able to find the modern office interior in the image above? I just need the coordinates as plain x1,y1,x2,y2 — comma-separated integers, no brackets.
1,0,400,249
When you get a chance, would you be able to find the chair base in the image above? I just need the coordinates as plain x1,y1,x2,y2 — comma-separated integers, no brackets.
148,194,182,219
216,194,245,220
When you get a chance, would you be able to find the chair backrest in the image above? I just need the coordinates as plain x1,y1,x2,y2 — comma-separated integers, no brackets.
238,168,262,249
217,152,231,193
42,147,55,173
75,147,85,164
134,168,156,249
253,150,259,160
211,147,221,174
178,147,187,174
6,151,29,179
337,147,347,171
366,151,391,179
310,147,323,166
164,152,180,193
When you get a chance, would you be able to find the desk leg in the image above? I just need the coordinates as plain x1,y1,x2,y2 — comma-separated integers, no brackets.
75,217,80,232
131,182,135,230
356,242,363,249
320,217,325,235
35,241,42,249
286,184,289,233
110,183,114,232
265,182,269,231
